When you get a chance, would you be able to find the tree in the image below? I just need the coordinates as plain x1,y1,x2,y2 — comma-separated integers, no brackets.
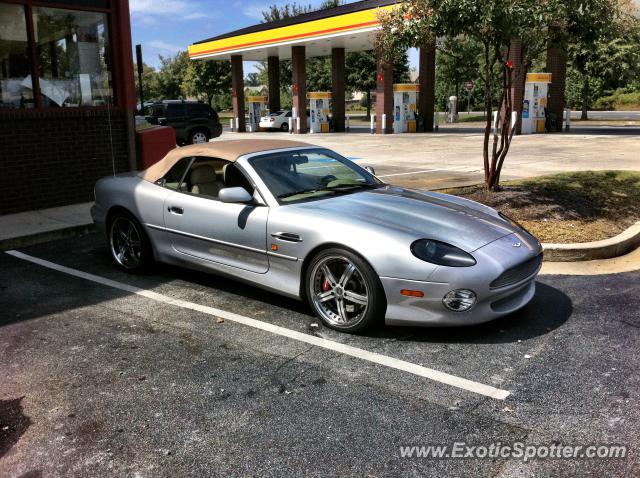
156,51,190,99
245,72,261,87
134,62,161,105
346,50,411,120
563,0,639,118
377,0,561,191
183,59,232,106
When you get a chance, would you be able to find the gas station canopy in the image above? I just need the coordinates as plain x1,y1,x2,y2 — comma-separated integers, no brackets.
188,0,398,61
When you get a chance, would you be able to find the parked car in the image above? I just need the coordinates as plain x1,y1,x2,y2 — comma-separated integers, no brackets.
144,100,223,145
92,140,542,334
259,110,292,131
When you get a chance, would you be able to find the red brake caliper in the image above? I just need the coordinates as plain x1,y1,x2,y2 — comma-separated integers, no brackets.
322,277,331,292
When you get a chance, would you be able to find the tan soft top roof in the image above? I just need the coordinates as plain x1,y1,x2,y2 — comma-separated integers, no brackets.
140,139,313,182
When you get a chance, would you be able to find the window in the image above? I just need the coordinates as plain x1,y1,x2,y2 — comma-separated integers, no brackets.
0,4,34,109
182,158,228,199
159,157,192,190
166,103,186,118
250,149,381,204
34,7,113,107
186,103,212,118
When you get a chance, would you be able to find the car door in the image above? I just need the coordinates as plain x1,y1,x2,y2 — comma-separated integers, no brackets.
162,157,269,274
166,103,187,139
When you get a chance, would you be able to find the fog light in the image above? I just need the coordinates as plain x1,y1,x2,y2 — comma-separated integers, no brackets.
442,289,477,312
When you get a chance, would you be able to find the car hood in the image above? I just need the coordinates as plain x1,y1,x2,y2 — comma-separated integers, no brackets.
291,186,518,252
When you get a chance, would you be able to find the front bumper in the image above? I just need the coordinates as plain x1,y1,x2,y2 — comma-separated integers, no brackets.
382,233,542,327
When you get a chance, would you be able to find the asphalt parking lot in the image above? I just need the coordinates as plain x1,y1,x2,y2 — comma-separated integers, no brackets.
1,232,638,477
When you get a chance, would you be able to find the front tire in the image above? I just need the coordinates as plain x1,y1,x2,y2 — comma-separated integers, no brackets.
108,211,152,273
305,248,386,333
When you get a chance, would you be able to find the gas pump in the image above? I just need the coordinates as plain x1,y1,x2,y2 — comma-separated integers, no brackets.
522,73,552,134
392,84,418,133
307,92,331,133
247,96,267,132
446,96,458,123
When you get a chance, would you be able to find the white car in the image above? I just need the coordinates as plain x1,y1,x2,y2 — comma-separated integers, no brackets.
259,110,292,131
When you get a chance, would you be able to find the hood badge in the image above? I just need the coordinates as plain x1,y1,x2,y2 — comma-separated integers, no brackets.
512,242,522,248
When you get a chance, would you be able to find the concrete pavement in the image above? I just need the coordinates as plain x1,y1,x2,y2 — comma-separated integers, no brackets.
1,234,638,477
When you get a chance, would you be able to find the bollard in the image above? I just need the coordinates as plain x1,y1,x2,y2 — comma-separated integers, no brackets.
434,111,439,132
381,114,387,134
346,115,350,132
229,118,234,133
296,117,301,133
370,115,375,134
492,111,498,135
289,117,293,134
565,108,571,132
235,117,239,132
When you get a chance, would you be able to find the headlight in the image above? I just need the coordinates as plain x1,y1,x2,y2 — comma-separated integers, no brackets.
443,289,477,312
411,239,476,267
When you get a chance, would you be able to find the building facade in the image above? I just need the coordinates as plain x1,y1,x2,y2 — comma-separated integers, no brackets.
0,0,136,215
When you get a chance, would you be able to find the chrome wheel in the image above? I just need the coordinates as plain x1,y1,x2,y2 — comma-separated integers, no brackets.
310,255,370,327
110,217,142,270
191,131,208,144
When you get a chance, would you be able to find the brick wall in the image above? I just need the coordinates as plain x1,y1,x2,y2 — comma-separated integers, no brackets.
0,108,131,215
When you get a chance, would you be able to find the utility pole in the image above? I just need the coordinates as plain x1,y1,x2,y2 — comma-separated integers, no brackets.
136,44,144,111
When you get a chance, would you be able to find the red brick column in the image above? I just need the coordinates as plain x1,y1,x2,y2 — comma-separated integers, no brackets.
508,39,525,135
419,40,436,132
546,41,567,133
231,55,245,133
375,52,393,134
331,47,346,132
267,56,280,113
292,46,307,134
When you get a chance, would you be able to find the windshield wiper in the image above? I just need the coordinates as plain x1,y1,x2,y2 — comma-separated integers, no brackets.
278,188,331,199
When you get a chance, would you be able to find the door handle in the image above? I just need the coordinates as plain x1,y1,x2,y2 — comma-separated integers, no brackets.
271,232,302,243
168,206,184,215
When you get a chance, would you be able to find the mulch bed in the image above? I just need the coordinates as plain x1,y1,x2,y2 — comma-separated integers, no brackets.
443,171,640,244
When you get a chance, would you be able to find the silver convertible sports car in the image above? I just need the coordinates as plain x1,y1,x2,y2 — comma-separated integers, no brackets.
92,140,543,333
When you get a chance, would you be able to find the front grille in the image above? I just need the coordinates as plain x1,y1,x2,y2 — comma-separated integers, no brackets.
490,253,543,289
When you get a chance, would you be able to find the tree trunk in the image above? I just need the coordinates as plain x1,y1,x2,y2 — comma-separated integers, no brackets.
581,75,589,121
365,90,371,121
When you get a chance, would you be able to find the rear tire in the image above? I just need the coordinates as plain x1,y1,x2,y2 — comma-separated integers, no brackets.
189,129,210,144
280,122,289,132
108,211,153,273
305,248,386,334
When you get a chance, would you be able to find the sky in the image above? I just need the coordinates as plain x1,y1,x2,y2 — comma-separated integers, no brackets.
129,0,419,77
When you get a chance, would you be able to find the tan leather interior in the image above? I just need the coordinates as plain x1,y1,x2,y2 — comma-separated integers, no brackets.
190,165,223,197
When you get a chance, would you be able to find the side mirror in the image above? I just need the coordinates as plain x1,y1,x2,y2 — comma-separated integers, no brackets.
219,187,253,204
365,166,376,175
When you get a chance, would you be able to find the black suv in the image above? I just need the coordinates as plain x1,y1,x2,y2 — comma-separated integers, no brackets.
144,101,223,145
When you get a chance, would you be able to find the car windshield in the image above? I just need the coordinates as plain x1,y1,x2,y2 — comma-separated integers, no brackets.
249,148,383,204
269,111,285,116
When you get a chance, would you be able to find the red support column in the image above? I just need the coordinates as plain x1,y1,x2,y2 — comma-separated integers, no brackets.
546,40,567,133
331,47,345,132
418,40,436,132
375,52,393,134
231,55,245,133
267,56,280,113
508,39,525,135
111,0,137,170
292,46,307,134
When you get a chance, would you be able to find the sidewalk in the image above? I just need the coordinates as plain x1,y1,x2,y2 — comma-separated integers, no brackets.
0,202,94,251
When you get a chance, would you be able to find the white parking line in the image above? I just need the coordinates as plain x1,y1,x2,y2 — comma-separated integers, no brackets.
6,250,511,401
378,165,472,178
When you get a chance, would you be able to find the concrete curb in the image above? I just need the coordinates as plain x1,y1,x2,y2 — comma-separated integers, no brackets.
0,223,96,252
542,222,640,262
